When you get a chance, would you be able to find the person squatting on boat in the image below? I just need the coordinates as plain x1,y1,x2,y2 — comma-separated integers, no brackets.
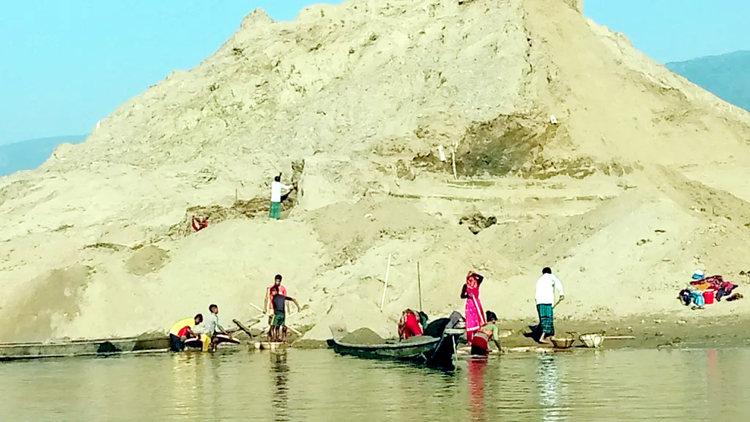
194,304,240,350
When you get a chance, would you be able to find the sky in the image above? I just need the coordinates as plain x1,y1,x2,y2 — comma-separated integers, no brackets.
0,0,748,145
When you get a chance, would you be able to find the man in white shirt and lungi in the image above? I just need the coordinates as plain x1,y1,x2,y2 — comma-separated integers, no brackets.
270,175,292,220
534,267,565,344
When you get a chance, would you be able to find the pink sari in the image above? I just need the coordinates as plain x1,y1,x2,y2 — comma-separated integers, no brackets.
464,272,485,341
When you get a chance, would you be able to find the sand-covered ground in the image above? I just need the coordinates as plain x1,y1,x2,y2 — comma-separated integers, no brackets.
1,0,750,344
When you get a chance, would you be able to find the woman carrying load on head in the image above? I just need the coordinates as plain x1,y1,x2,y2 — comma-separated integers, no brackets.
461,271,485,343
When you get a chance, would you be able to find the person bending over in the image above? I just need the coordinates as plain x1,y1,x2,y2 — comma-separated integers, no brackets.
470,311,502,356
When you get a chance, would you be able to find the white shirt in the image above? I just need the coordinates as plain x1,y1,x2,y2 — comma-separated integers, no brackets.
198,313,223,336
271,181,291,202
535,273,564,304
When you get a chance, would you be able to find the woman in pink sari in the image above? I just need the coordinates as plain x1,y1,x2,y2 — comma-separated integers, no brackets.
461,271,485,342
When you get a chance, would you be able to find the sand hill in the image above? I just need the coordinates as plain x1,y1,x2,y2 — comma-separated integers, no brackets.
2,0,750,342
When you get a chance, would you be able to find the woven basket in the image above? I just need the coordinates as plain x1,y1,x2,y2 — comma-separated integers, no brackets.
579,333,605,348
551,334,575,349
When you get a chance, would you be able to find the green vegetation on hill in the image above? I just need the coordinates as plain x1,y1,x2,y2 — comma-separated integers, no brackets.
667,50,750,111
0,135,87,177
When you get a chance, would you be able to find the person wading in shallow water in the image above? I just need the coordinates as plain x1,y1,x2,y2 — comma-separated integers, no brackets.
168,314,203,352
534,267,565,344
269,286,301,342
461,271,485,343
264,274,288,338
470,311,502,356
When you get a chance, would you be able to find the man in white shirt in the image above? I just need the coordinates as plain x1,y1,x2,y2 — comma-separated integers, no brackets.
270,175,293,220
534,267,564,344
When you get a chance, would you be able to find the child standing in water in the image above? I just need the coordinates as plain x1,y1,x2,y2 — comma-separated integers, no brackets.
270,286,301,342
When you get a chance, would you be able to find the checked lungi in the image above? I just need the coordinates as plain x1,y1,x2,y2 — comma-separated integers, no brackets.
269,201,281,219
536,304,555,336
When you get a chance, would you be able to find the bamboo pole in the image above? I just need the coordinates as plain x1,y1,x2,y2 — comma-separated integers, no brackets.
249,302,302,336
417,261,423,311
380,254,392,311
451,150,458,180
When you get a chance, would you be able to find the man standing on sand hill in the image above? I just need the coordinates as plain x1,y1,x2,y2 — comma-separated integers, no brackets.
535,267,564,344
270,175,293,220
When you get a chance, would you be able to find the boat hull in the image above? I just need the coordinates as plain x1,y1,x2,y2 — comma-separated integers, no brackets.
332,335,457,370
333,338,439,360
0,337,170,362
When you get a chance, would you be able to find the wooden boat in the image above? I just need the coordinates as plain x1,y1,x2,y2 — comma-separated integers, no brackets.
0,317,259,362
331,333,458,370
0,336,170,362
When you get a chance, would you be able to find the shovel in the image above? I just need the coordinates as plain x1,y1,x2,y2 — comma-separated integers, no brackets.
553,297,563,310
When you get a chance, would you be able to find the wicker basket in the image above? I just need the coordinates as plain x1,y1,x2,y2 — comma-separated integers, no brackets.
550,334,575,349
579,333,605,348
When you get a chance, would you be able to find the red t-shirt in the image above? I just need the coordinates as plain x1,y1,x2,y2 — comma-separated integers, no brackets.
177,326,191,337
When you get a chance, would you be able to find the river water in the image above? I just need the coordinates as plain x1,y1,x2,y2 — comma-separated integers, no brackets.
1,347,748,421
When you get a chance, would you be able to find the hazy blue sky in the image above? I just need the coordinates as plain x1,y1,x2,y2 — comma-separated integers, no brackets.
1,0,748,145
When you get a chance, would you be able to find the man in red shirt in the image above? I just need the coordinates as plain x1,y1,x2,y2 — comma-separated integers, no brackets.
264,274,287,338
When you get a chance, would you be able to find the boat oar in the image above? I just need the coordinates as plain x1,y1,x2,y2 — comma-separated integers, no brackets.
249,302,303,336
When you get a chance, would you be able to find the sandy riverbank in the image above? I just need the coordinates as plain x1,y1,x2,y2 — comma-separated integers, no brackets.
2,0,750,343
291,314,750,351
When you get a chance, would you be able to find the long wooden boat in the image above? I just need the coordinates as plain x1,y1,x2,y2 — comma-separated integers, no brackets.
0,336,170,362
0,318,258,362
331,334,457,370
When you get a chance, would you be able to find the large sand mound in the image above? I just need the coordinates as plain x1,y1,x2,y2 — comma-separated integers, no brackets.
2,0,750,342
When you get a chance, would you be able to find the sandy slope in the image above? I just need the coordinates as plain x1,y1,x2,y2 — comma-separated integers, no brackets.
2,0,750,342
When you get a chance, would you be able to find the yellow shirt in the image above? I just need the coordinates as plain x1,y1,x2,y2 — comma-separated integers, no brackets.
169,318,195,336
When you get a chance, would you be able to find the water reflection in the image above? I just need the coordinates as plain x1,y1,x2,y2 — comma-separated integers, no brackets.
1,349,749,421
270,351,290,422
537,355,565,422
467,358,487,422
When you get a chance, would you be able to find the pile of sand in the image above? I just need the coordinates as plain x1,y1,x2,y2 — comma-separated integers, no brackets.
340,328,385,345
2,0,750,342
